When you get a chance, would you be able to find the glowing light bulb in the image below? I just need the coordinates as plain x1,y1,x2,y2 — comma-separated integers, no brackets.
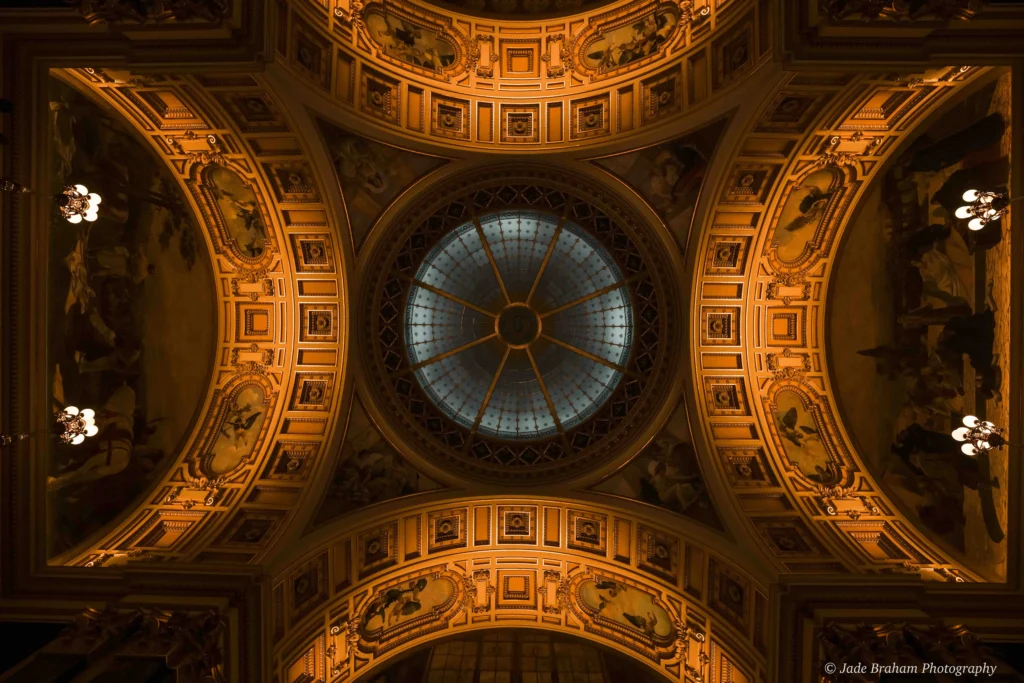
80,409,94,419
951,427,970,442
968,218,985,231
955,206,973,219
963,415,980,428
84,211,99,222
68,213,82,224
962,189,980,203
961,443,979,456
65,406,79,416
85,425,99,437
72,434,85,445
74,184,88,195
88,192,102,205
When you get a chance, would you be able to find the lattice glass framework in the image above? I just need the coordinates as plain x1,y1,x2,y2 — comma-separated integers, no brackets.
403,209,634,440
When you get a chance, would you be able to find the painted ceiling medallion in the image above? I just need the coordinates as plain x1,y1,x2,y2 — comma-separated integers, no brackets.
364,167,674,484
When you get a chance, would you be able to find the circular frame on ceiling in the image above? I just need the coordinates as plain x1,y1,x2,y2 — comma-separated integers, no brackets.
360,165,678,485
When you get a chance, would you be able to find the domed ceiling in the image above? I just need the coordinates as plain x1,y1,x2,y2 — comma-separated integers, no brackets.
406,209,633,440
362,167,674,484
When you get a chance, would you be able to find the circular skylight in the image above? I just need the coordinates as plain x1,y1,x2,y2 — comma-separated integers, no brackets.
403,210,634,440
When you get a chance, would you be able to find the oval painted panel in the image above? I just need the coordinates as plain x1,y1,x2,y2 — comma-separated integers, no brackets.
582,10,678,73
205,165,269,259
361,576,454,635
579,578,672,638
773,390,831,481
365,12,457,72
773,168,842,262
208,384,267,475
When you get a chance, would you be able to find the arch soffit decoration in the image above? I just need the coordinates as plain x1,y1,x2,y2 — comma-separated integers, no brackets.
45,68,351,568
270,497,770,683
276,0,770,151
687,65,996,581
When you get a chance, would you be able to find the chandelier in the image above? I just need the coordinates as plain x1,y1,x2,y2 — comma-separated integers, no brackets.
55,406,100,445
951,415,1007,456
0,405,99,447
58,184,102,224
0,179,103,224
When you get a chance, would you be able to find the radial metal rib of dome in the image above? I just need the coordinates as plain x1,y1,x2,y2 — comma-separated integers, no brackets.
404,210,634,440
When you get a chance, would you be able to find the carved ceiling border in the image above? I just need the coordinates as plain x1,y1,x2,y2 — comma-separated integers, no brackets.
275,0,769,150
50,69,349,568
689,66,989,581
270,498,769,683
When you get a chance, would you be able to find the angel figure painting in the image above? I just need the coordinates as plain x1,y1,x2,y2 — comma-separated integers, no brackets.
365,12,457,72
773,168,842,262
317,118,447,252
207,385,267,474
590,403,723,530
579,579,672,639
313,397,440,525
361,576,454,635
591,119,726,242
582,9,678,73
773,391,832,481
204,165,268,259
46,77,215,558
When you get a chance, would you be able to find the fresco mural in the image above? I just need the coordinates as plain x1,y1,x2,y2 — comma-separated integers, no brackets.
773,167,842,262
772,390,831,482
361,576,454,634
582,9,679,72
317,118,447,253
590,402,723,530
313,397,441,525
591,118,727,241
364,12,457,72
829,72,1011,579
203,165,268,259
579,578,672,639
207,384,267,474
46,77,215,557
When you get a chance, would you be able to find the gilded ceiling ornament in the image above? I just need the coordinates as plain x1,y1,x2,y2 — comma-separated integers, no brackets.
816,484,881,520
814,133,881,168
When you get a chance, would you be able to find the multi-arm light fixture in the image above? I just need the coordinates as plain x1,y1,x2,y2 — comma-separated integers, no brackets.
955,189,1017,231
57,183,102,224
0,179,102,224
951,415,1008,457
0,405,99,447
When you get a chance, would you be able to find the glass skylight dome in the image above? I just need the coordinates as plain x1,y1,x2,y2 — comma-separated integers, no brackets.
403,209,634,440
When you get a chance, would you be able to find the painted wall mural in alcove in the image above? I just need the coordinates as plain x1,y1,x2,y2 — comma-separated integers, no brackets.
829,71,1012,579
46,76,215,558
